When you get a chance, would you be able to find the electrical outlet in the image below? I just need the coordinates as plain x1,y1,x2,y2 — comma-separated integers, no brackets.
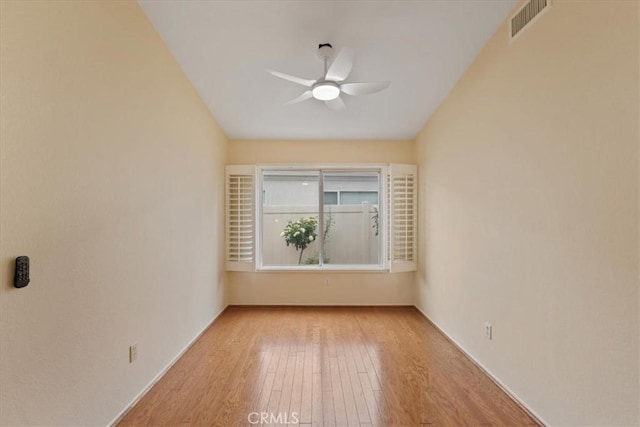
484,323,492,340
129,344,137,363
324,277,330,286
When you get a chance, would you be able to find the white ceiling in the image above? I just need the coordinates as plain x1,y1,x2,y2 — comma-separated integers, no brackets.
139,1,515,140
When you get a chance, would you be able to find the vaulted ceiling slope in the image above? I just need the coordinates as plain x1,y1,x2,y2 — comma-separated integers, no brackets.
139,1,515,140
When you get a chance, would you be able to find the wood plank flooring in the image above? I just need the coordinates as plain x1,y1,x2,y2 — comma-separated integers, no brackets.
118,306,540,426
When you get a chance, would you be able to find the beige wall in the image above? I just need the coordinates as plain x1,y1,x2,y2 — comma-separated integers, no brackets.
229,272,414,305
228,139,416,164
415,1,639,425
228,139,415,305
0,2,228,425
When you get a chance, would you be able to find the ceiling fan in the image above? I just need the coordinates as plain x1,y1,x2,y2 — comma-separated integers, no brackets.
268,43,390,111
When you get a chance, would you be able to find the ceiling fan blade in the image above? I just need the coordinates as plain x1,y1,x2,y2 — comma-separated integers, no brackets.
267,69,315,87
325,47,354,81
341,81,390,96
325,96,346,111
285,90,313,105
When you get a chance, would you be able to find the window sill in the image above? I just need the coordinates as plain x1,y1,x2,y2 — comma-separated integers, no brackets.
256,265,389,273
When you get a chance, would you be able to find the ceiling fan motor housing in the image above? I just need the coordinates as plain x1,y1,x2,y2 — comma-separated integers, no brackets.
317,43,334,62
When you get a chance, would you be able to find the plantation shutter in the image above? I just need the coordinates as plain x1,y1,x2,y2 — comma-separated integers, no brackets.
388,164,417,273
225,165,255,271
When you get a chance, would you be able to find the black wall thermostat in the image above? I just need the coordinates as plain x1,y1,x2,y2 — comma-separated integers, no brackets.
14,256,30,288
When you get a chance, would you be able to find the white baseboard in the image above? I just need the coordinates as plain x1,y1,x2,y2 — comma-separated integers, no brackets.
412,305,548,427
228,303,413,306
107,304,229,427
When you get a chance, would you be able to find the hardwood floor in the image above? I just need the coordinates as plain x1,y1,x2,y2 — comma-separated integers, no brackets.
118,306,540,426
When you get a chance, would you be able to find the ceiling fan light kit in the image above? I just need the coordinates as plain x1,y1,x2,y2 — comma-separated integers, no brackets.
312,82,340,101
268,43,390,110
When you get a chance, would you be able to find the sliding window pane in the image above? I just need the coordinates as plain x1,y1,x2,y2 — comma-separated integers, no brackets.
322,171,380,266
262,171,320,266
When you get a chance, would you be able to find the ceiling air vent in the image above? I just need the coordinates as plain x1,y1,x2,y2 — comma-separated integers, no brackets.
510,0,551,41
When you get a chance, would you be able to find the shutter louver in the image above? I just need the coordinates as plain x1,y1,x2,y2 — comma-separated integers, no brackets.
226,165,255,271
389,164,417,273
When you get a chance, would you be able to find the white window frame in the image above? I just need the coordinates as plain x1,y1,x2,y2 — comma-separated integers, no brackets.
225,163,417,273
257,164,387,272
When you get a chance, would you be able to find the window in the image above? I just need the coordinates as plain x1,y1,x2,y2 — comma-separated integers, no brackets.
319,171,381,267
262,170,321,267
225,164,417,272
323,191,338,205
